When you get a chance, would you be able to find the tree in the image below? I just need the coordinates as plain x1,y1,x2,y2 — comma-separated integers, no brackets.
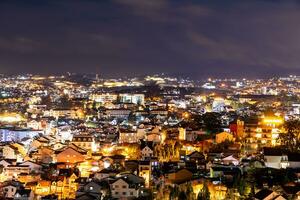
169,185,179,200
178,191,188,200
197,181,210,200
237,176,247,197
202,112,222,133
40,95,52,106
186,182,194,200
246,166,256,198
278,119,300,152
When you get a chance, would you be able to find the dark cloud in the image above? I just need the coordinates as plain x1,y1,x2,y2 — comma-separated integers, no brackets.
0,0,299,78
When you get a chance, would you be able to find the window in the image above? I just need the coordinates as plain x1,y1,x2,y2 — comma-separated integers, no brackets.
123,192,126,195
130,192,133,195
122,185,127,188
89,186,93,190
115,185,119,188
115,192,118,195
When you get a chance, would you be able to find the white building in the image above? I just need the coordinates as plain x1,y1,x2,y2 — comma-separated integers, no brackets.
110,178,140,199
89,93,118,103
119,94,144,105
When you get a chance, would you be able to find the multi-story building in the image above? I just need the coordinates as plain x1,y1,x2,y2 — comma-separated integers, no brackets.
245,116,283,151
110,177,141,199
89,93,118,103
119,130,138,143
119,94,144,105
106,109,131,119
72,134,97,151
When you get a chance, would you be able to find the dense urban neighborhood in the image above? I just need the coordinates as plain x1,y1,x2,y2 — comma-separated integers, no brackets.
0,74,299,199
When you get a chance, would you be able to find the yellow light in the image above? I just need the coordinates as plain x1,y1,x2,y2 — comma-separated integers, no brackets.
104,161,110,168
91,166,99,172
182,112,190,119
263,118,283,124
0,113,25,123
256,128,262,132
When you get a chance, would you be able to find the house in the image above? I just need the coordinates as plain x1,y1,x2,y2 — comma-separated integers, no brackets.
110,155,126,166
254,189,287,200
141,145,154,159
110,177,140,199
140,141,154,159
100,157,114,169
30,136,52,149
55,146,86,164
4,164,30,179
146,132,161,143
186,151,206,169
106,108,131,119
187,151,205,162
263,148,288,169
32,146,53,163
76,181,103,199
1,181,24,199
215,132,234,143
72,134,96,151
34,180,52,196
0,159,16,168
18,173,41,184
3,145,23,161
14,188,34,200
136,128,146,140
94,168,118,180
139,161,151,187
2,183,18,198
75,193,98,200
124,160,139,173
222,155,239,166
119,130,138,143
35,171,79,198
210,165,242,186
185,128,205,142
19,161,42,173
164,168,193,184
41,194,58,200
52,142,65,151
46,109,79,119
27,120,42,130
287,153,300,168
150,109,168,116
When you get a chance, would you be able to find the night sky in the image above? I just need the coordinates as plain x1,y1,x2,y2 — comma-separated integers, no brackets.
0,0,300,78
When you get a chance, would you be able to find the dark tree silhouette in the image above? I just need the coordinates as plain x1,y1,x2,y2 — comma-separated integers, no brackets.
278,119,300,152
